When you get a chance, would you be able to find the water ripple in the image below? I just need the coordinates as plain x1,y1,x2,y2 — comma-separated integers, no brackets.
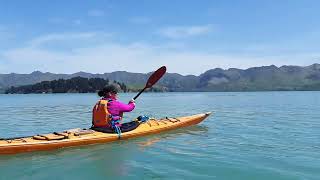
0,92,320,179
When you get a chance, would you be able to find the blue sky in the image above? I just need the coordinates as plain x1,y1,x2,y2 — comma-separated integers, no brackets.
0,0,319,75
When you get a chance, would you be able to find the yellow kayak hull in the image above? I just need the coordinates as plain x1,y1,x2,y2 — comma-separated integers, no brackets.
0,112,211,155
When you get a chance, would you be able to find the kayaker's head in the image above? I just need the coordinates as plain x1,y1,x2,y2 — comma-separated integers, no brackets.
98,84,121,99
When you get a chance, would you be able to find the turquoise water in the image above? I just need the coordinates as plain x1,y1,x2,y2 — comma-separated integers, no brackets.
0,92,319,180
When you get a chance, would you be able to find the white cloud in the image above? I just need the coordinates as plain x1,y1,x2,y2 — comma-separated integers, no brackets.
48,18,65,24
28,32,112,47
49,18,81,26
88,10,105,17
129,17,151,24
0,26,14,41
0,25,6,31
73,19,82,25
1,31,319,75
158,24,214,39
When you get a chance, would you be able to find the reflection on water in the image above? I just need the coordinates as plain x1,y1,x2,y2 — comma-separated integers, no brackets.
136,125,209,149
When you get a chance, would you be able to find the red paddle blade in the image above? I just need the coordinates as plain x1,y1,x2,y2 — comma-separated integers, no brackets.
146,66,167,88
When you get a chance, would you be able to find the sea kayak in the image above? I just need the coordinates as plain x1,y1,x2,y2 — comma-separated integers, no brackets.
0,112,211,155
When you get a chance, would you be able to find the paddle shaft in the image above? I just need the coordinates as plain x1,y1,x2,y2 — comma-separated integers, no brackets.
133,87,147,100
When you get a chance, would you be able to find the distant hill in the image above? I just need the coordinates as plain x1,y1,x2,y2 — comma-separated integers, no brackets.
4,77,165,94
5,77,124,94
1,64,320,92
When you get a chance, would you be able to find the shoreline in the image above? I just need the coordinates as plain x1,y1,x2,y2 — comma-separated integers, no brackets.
1,90,320,95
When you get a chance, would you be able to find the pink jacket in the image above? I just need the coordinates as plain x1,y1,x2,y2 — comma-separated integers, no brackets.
102,97,135,120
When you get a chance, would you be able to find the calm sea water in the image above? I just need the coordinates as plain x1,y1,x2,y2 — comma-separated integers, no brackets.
0,92,319,180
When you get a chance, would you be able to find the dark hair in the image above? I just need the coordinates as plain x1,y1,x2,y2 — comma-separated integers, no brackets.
98,90,105,97
97,84,121,97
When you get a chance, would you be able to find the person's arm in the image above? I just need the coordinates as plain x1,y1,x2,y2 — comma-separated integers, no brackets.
115,100,135,112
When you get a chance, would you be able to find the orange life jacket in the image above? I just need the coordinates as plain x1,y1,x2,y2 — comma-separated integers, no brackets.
92,99,112,127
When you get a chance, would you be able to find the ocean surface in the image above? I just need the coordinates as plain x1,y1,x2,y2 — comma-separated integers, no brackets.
0,92,319,180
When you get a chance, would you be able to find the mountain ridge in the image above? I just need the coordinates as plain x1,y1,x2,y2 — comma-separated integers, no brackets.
1,64,320,92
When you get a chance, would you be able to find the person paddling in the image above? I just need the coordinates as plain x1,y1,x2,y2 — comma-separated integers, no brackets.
91,66,166,136
92,84,135,133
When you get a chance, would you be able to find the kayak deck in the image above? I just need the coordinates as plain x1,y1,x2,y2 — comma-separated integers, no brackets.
0,112,211,155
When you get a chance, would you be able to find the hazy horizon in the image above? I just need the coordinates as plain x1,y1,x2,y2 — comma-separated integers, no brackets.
1,63,319,76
